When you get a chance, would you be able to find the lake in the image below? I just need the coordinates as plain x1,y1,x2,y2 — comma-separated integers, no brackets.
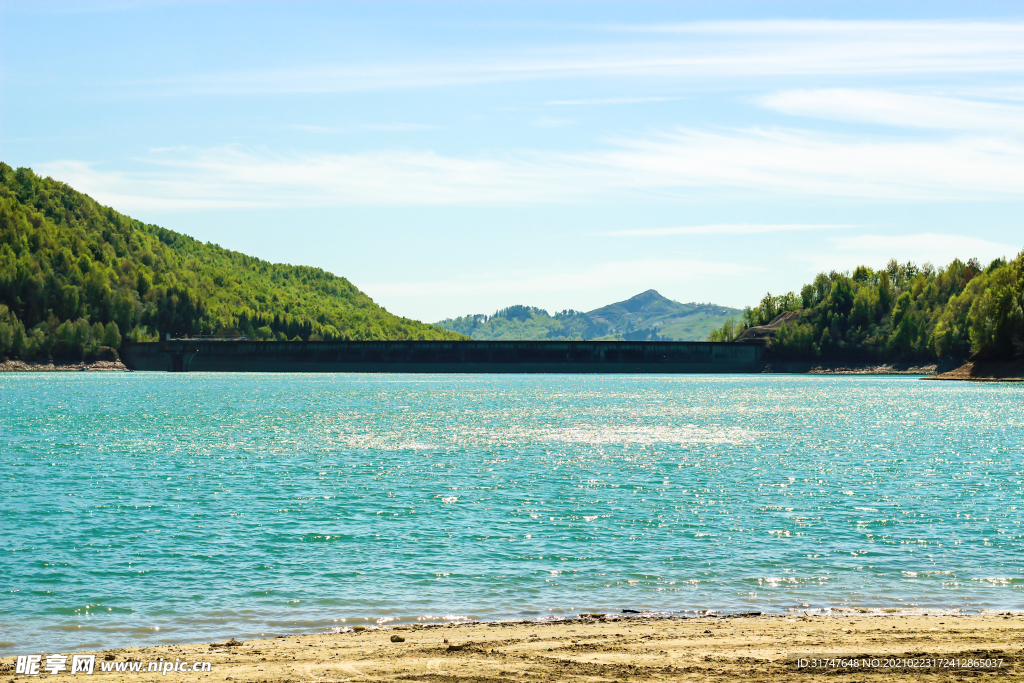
1,373,1021,654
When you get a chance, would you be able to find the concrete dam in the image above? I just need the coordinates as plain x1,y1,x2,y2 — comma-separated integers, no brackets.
120,339,763,373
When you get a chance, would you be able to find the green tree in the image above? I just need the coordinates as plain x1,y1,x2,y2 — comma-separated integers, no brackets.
708,250,1022,364
968,260,1023,357
102,321,122,349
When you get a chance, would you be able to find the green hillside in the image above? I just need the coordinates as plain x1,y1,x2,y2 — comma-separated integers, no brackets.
586,289,741,341
435,290,742,341
709,254,1023,363
0,163,463,361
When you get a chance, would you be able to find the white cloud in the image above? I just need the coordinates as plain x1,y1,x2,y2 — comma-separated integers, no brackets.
794,233,1019,273
127,20,1024,97
761,88,1024,134
604,223,854,237
35,159,266,212
35,147,578,210
35,118,1024,212
595,127,1024,201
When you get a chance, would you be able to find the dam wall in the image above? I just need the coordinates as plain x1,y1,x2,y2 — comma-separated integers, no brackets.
120,339,763,374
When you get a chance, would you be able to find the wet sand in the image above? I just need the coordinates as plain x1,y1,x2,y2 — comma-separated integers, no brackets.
7,614,1022,682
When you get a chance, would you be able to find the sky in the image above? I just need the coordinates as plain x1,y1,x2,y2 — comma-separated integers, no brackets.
2,1,1024,323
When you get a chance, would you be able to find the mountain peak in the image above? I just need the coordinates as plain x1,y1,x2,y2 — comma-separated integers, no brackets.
586,290,676,318
619,289,671,312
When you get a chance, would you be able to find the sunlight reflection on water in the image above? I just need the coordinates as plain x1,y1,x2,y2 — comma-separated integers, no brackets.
1,373,1022,653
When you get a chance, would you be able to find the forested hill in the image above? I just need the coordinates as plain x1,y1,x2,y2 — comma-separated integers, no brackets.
0,163,463,361
709,252,1023,364
436,290,741,341
586,290,740,341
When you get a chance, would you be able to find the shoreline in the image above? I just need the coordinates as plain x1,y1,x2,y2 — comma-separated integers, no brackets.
5,357,1023,382
0,358,128,372
803,363,937,375
0,358,940,376
6,613,1021,681
925,360,1024,382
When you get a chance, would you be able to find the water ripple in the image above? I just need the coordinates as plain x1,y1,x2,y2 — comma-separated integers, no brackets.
1,373,1022,653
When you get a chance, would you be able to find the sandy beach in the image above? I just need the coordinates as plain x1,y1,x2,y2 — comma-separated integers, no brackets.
6,614,1021,682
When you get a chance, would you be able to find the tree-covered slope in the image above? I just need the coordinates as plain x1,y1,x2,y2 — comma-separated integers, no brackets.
709,253,1024,364
0,163,463,361
435,290,741,341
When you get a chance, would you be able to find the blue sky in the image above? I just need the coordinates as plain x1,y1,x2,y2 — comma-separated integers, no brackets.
2,1,1024,322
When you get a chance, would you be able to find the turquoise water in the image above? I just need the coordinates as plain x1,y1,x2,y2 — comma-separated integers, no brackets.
1,373,1022,654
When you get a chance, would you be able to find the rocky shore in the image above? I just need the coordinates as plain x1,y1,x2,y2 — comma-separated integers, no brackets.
924,360,1024,382
0,358,128,372
760,361,939,375
807,363,938,375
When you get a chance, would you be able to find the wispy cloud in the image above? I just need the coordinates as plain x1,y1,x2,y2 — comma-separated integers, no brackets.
123,20,1024,98
761,89,1024,134
35,159,267,211
594,127,1024,201
40,64,1024,212
35,146,576,211
604,223,855,237
37,117,1024,212
604,18,1024,35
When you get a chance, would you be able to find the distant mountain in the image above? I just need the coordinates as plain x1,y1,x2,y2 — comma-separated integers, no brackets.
435,290,741,341
587,290,742,340
436,305,611,341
